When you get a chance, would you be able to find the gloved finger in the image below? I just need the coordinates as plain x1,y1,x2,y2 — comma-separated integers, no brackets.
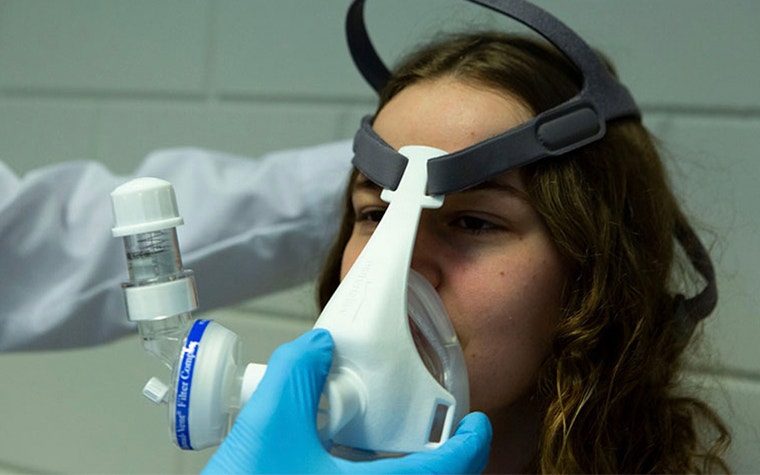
233,328,334,435
373,412,492,474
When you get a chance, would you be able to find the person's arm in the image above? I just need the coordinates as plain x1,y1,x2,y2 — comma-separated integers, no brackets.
0,142,352,352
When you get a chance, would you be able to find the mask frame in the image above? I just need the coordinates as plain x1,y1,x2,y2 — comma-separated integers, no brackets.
345,0,717,336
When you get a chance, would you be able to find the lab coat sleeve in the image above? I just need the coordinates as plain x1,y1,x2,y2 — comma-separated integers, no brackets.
0,141,352,352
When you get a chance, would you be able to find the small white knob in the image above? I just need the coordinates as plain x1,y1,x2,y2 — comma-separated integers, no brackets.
143,377,170,404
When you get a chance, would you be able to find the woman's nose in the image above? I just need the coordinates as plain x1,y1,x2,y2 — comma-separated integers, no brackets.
410,218,443,289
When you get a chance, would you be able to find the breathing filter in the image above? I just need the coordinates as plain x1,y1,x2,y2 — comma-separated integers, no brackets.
110,145,469,455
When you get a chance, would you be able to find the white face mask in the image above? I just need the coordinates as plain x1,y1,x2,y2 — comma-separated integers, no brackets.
314,145,469,455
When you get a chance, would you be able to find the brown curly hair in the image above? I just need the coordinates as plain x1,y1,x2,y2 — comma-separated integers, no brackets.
317,32,730,473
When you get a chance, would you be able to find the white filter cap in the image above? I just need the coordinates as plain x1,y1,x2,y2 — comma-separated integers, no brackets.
111,177,184,237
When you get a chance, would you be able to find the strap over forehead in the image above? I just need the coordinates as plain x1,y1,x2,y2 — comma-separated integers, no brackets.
347,0,640,194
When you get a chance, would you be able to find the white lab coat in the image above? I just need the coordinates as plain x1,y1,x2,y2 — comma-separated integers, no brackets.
0,141,353,351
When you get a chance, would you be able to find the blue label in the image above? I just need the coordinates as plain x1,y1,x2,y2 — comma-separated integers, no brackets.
175,319,211,450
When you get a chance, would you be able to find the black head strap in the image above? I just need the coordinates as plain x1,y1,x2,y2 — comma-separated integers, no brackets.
346,0,717,332
347,0,640,194
672,218,719,342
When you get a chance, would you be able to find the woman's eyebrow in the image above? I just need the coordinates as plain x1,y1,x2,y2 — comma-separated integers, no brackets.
353,174,530,203
460,180,530,201
352,175,382,193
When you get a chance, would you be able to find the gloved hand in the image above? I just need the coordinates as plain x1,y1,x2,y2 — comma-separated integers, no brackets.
203,329,492,474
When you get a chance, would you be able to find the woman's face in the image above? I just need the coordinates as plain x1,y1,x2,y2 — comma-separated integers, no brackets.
340,78,567,415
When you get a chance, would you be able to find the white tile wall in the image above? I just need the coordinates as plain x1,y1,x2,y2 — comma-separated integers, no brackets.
96,101,350,173
214,0,366,99
0,100,96,170
530,0,760,109
0,0,757,472
0,1,210,95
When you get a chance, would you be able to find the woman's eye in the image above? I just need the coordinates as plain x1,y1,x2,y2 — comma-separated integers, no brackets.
453,216,498,233
357,208,386,223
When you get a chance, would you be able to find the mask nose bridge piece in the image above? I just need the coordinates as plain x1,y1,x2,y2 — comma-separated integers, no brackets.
409,209,446,290
380,146,445,286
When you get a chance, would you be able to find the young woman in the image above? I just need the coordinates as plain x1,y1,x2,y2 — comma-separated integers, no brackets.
316,32,731,473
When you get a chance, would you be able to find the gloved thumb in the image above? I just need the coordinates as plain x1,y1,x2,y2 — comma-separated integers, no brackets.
243,328,333,430
383,412,493,474
202,329,335,474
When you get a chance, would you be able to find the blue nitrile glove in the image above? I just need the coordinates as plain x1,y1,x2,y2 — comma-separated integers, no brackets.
203,328,492,474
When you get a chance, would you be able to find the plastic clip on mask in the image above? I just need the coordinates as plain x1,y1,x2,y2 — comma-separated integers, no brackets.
110,145,469,455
